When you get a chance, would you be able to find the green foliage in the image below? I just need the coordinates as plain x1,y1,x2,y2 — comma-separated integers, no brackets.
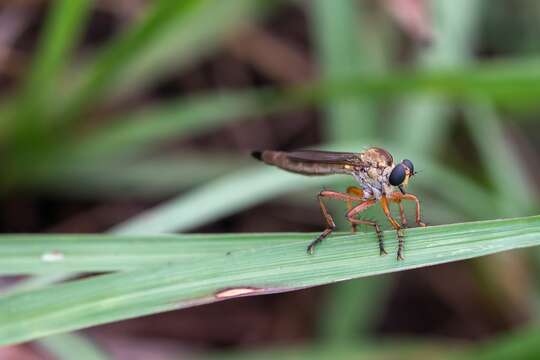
37,333,109,360
0,215,539,345
1,0,539,357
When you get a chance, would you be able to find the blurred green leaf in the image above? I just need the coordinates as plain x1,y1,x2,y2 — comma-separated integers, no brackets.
392,0,481,152
38,333,109,360
11,0,92,139
0,215,539,345
312,0,378,140
105,0,264,100
58,0,266,124
59,0,207,122
458,325,540,360
35,153,248,198
215,341,455,360
65,91,276,161
298,58,540,106
464,102,535,216
318,276,389,344
64,56,540,166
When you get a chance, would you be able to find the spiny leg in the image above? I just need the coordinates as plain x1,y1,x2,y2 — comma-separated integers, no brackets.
389,192,427,227
380,195,405,260
346,199,386,255
396,201,408,228
388,192,428,259
307,190,363,254
346,186,364,233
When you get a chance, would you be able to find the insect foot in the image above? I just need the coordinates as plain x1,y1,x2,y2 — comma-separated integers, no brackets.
307,228,333,255
307,243,315,255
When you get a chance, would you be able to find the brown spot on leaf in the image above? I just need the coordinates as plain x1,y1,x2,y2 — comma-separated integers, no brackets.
215,287,263,299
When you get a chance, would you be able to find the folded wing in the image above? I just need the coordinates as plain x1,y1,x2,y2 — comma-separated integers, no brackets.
252,150,364,176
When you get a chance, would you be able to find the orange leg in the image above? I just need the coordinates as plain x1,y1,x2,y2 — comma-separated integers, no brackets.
395,200,408,228
380,195,406,260
380,195,401,230
388,192,426,227
346,186,364,233
307,190,363,254
347,199,387,256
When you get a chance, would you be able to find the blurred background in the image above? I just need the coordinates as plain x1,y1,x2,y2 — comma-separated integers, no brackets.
1,0,540,358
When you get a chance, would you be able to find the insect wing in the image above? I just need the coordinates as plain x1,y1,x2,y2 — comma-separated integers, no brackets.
285,150,363,166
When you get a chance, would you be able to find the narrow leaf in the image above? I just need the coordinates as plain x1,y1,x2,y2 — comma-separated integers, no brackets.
0,215,539,345
0,233,304,274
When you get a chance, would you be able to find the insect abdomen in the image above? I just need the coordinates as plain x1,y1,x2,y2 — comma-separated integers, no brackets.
252,150,347,176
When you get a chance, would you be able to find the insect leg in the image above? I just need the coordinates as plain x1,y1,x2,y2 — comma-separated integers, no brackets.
398,202,408,228
346,186,364,233
390,199,408,228
380,195,405,260
380,195,401,230
346,199,386,255
389,192,427,227
307,190,362,255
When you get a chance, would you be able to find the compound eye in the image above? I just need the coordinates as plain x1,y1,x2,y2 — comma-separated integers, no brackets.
389,164,406,186
402,159,414,174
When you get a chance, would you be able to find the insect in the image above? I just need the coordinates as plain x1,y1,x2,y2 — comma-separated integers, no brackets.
252,147,426,260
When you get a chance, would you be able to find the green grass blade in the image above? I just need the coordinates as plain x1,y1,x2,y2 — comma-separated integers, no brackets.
458,325,540,360
312,0,377,139
106,0,263,100
0,233,305,274
464,102,536,216
317,276,389,344
0,215,539,345
35,153,248,198
392,0,480,152
63,56,540,165
59,0,204,122
218,341,457,360
289,57,540,108
5,273,75,295
14,0,92,110
10,0,92,140
65,91,277,161
26,0,91,84
109,165,307,234
37,333,109,360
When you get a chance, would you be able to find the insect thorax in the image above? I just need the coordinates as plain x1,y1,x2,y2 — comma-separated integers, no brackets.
352,165,394,200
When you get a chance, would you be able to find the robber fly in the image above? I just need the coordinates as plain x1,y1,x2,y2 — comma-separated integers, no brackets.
252,147,426,260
